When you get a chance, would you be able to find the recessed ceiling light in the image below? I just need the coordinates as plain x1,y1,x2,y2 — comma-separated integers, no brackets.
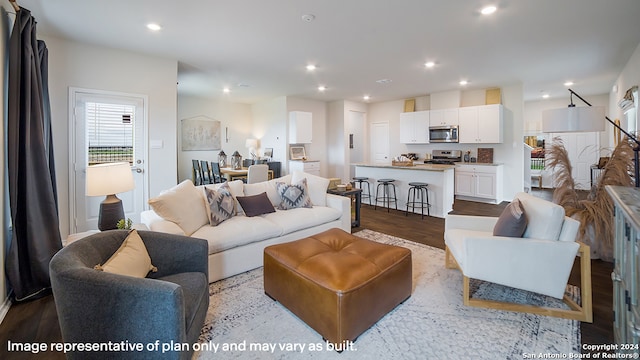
564,81,574,87
301,14,315,22
318,85,327,92
223,88,230,94
306,64,316,71
363,95,370,101
542,94,550,99
375,79,392,84
425,61,435,68
459,80,468,86
481,6,497,15
146,23,162,31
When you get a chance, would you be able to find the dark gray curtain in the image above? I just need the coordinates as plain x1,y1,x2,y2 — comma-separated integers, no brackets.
6,8,61,302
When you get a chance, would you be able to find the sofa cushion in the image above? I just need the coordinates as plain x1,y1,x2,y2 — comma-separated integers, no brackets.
236,192,276,217
94,230,157,278
202,180,244,215
204,182,236,226
191,216,283,254
493,198,527,237
149,180,208,236
515,192,565,241
291,171,329,207
263,206,342,235
244,174,292,207
277,178,313,210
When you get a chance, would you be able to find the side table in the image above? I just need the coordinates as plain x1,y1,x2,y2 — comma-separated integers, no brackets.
327,188,362,227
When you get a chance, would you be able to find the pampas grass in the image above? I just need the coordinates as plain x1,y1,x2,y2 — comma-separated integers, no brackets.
547,137,634,261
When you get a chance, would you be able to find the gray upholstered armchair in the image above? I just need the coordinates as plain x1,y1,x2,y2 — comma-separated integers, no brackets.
50,230,209,360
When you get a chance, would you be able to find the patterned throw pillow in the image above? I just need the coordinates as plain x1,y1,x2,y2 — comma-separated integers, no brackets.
205,182,236,226
276,178,313,210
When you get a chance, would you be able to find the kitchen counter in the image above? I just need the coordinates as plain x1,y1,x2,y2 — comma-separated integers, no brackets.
356,163,455,171
354,164,454,218
454,162,503,166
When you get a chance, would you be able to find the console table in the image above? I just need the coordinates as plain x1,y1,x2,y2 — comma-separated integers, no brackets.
327,188,362,227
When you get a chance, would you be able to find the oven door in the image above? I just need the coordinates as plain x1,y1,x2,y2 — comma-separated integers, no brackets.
429,126,459,143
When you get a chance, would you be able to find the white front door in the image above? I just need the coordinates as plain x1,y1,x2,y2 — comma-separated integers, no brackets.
70,89,148,233
371,122,389,165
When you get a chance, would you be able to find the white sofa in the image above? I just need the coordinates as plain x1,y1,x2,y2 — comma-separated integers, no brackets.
141,171,351,283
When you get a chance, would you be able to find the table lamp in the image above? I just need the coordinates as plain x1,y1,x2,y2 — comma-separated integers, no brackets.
86,162,135,230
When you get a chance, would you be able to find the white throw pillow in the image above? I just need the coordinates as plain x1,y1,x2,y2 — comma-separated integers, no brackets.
148,180,208,236
515,192,565,241
291,171,329,206
94,230,157,278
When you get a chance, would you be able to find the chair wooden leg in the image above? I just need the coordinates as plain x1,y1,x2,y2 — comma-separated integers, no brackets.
453,244,593,323
444,246,459,269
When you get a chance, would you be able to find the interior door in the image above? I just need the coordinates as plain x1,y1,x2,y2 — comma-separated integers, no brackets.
371,122,389,165
552,132,599,190
70,89,147,233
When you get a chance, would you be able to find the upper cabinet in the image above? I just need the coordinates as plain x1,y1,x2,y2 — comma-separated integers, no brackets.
458,104,503,143
429,108,459,127
400,111,429,144
289,111,312,143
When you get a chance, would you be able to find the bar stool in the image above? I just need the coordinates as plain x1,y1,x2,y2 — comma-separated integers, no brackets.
375,179,398,212
352,177,372,205
405,182,430,219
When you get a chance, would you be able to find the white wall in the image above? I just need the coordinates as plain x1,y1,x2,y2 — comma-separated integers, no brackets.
251,96,287,174
42,35,178,237
327,100,368,182
177,95,252,182
611,41,640,135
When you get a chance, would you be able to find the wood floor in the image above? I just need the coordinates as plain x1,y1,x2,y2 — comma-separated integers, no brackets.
0,191,613,359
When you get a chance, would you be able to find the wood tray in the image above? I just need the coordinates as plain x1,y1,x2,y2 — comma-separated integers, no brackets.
477,148,494,163
392,160,414,167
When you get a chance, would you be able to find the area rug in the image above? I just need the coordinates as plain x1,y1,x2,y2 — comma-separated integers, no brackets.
196,230,580,359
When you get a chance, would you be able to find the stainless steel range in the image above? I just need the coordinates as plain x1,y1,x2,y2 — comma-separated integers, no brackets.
424,150,462,165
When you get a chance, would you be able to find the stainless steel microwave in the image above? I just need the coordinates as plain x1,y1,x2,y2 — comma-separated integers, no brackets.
429,126,459,143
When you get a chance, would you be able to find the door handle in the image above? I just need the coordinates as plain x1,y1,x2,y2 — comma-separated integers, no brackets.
131,167,143,174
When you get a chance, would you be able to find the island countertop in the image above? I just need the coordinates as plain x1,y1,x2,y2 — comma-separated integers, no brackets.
354,163,455,172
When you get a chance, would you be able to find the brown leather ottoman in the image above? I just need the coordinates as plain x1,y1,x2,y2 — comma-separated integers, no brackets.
264,228,412,344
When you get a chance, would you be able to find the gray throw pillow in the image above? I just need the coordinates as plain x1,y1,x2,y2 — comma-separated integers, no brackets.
493,198,528,237
236,192,276,217
276,178,313,210
204,182,236,226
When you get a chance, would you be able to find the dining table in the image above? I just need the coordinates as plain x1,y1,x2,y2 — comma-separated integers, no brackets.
219,167,274,181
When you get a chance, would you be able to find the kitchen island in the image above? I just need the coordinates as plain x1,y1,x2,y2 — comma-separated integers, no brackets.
354,164,455,218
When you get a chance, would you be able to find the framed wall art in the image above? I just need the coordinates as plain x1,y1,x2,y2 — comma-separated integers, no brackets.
181,116,221,151
290,146,306,160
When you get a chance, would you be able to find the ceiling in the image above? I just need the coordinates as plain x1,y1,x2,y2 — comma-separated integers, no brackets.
13,0,640,104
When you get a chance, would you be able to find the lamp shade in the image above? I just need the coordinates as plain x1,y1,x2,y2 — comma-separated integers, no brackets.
541,106,605,133
86,162,134,196
245,138,258,149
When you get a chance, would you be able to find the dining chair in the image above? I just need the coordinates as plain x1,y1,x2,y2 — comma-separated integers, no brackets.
192,160,202,185
200,160,212,184
247,164,269,184
210,162,225,184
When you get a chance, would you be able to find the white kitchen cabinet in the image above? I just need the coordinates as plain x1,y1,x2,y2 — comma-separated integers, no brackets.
455,164,503,203
289,160,320,176
458,104,503,143
399,111,429,144
429,108,459,127
289,111,313,143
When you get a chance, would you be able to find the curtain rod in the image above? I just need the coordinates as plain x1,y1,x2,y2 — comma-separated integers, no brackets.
9,0,19,12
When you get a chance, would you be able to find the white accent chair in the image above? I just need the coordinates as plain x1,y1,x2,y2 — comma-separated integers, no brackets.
444,192,593,322
247,164,269,184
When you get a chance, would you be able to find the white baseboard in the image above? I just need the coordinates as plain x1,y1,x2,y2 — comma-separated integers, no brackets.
0,293,12,325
